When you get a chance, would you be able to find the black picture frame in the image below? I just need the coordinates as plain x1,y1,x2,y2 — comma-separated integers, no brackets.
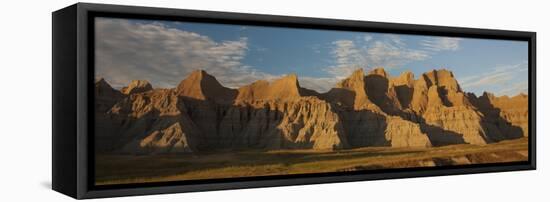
52,2,536,199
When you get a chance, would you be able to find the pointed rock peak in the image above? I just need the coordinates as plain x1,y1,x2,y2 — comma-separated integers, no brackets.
400,71,414,80
345,68,366,82
351,68,366,78
94,78,123,102
95,77,106,83
336,69,366,88
95,78,115,90
368,67,388,78
189,69,207,78
392,71,415,86
177,70,236,102
182,69,221,85
179,69,224,89
465,92,477,98
422,69,461,92
424,69,455,81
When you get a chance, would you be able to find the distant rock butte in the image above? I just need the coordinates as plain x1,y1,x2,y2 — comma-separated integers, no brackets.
95,68,528,154
176,70,237,103
236,73,304,102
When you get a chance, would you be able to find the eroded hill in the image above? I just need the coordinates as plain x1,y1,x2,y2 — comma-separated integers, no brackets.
95,68,528,154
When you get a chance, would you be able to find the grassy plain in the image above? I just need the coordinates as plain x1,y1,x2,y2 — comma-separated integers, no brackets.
96,137,528,185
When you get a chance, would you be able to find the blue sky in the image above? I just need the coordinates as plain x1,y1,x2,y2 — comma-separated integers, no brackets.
95,17,528,96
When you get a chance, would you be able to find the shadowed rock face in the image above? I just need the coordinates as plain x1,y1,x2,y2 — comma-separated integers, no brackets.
467,92,528,140
95,78,124,114
95,68,528,154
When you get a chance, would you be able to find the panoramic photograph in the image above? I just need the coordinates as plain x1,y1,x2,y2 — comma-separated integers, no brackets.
94,17,529,185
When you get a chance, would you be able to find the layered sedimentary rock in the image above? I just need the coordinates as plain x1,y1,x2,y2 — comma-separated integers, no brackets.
97,88,199,153
95,68,528,154
412,70,490,145
212,97,347,150
467,92,528,140
385,116,432,148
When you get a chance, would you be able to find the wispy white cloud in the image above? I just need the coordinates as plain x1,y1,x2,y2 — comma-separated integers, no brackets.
325,40,368,79
420,37,462,51
363,35,373,42
458,61,528,96
497,82,528,96
325,35,430,79
96,18,274,89
366,39,429,69
96,18,339,93
96,19,472,95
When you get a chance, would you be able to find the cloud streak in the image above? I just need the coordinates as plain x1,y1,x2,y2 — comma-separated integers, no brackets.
420,37,462,51
96,18,273,89
458,61,528,96
95,18,357,93
325,34,431,79
97,18,519,96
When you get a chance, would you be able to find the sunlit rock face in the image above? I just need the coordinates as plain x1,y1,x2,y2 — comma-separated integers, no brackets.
95,68,528,154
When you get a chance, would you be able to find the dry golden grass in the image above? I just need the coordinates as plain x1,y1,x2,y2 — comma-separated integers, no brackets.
96,137,528,185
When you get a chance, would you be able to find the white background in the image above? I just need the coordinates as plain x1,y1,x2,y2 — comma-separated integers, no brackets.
0,0,546,201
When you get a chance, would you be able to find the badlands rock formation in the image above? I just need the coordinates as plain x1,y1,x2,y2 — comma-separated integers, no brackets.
121,80,153,94
95,68,528,154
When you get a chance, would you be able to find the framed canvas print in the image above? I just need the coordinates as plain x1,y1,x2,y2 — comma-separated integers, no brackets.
52,3,536,199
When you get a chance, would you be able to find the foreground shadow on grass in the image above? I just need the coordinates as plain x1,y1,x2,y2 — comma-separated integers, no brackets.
95,148,425,183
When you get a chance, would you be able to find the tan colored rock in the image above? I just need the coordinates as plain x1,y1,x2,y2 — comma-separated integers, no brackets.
422,106,488,145
98,89,199,153
369,67,389,77
384,116,432,148
121,80,153,94
467,92,528,140
235,74,306,102
219,97,347,150
95,68,528,154
390,71,415,109
391,71,415,87
427,85,444,107
422,69,461,92
139,122,194,153
323,69,380,111
494,93,529,137
410,76,430,113
365,68,402,113
176,70,237,103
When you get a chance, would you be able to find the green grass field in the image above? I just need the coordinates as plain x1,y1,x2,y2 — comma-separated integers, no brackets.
96,137,528,185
